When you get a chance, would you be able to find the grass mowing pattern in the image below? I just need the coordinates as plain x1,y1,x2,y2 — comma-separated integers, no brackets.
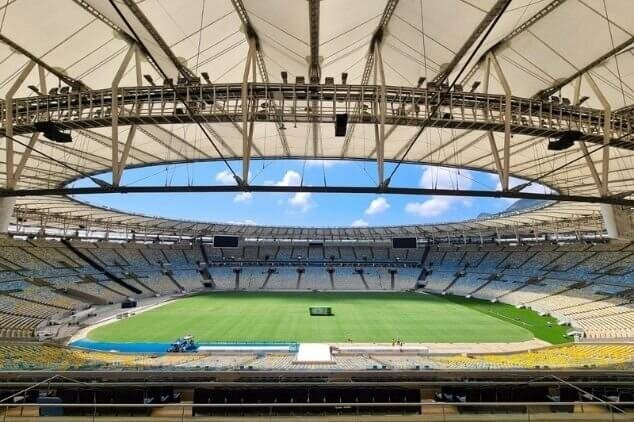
441,294,570,345
88,292,569,344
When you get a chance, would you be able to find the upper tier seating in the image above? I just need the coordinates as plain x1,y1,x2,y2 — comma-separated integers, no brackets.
301,267,331,289
267,267,298,289
208,266,236,289
393,268,419,290
447,273,487,296
333,267,363,290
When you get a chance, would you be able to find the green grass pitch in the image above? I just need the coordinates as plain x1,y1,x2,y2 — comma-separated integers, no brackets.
87,292,570,344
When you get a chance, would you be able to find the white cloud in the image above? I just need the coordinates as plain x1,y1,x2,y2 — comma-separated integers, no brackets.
304,160,338,168
276,170,302,186
404,167,478,219
233,192,253,203
419,166,473,190
215,170,236,185
351,218,369,227
365,196,390,215
270,170,315,212
288,192,313,212
228,219,258,225
405,197,453,217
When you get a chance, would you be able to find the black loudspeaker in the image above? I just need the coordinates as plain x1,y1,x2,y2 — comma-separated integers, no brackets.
34,121,72,143
335,113,348,137
547,130,582,151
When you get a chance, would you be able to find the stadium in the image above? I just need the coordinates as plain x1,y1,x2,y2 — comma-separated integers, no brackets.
0,0,633,420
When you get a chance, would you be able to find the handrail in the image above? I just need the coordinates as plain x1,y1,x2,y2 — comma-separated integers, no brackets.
1,83,632,149
0,400,632,408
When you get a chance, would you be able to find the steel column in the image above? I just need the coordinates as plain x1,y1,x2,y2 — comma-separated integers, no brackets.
340,0,399,156
4,61,36,189
584,73,611,197
489,52,512,191
114,46,143,186
535,36,633,99
11,65,47,189
242,39,256,183
375,41,387,186
574,76,603,195
111,44,136,186
482,55,504,186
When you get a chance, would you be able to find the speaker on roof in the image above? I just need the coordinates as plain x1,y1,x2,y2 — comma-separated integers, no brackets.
34,121,72,143
335,113,348,137
547,130,583,151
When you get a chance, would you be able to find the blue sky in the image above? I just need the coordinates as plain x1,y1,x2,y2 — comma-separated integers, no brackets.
70,160,550,227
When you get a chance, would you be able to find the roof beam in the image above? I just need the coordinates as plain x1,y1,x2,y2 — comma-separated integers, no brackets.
71,0,127,36
4,185,634,207
461,0,567,85
308,0,321,84
309,0,321,157
105,0,251,184
0,34,87,90
78,129,162,163
340,0,399,156
230,0,291,156
0,19,198,187
120,0,196,81
533,36,634,99
432,0,512,83
614,103,634,117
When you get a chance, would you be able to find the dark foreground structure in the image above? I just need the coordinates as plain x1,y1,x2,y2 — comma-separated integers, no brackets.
1,369,633,420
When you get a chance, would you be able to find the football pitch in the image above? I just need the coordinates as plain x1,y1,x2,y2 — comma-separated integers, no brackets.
87,292,570,344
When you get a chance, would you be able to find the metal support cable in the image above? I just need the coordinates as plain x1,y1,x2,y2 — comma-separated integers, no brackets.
108,0,242,184
5,134,106,186
525,132,631,190
385,0,512,185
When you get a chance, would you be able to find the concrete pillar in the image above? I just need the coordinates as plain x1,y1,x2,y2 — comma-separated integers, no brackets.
0,197,16,233
601,204,634,240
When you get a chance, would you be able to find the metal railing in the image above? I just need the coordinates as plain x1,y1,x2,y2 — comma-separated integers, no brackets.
2,83,632,148
1,401,632,421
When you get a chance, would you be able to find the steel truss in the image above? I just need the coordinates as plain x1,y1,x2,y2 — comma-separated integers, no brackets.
2,82,632,149
11,204,605,241
2,184,633,207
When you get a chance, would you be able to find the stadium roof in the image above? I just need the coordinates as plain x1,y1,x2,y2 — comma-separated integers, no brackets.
0,0,632,239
